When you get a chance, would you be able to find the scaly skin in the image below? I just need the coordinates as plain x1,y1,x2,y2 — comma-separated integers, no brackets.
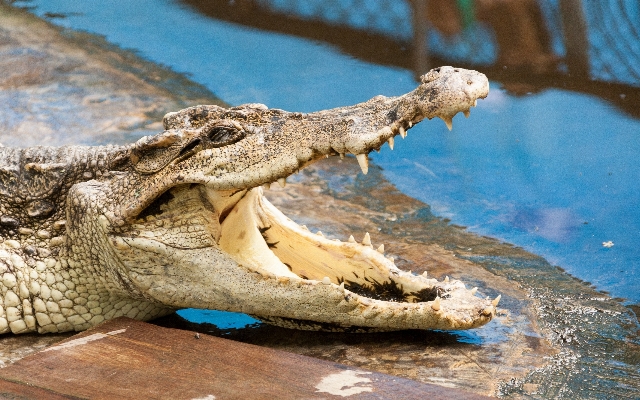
0,66,496,334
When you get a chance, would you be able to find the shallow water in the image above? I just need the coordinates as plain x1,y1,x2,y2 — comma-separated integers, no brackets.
18,0,640,306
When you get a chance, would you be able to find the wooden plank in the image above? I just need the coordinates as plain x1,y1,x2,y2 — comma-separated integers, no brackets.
0,378,81,400
0,317,490,400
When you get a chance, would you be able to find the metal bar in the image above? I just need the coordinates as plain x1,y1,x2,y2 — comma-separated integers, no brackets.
410,0,430,78
559,0,590,78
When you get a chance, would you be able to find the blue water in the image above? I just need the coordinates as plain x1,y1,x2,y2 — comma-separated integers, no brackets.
376,89,640,300
19,0,640,309
176,309,259,329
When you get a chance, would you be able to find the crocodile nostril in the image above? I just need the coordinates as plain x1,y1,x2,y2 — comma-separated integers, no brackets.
467,80,473,85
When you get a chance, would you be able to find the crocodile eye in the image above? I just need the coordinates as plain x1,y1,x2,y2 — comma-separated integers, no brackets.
206,126,246,147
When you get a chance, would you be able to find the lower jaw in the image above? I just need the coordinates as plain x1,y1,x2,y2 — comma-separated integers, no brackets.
218,187,423,291
216,187,492,309
123,183,497,331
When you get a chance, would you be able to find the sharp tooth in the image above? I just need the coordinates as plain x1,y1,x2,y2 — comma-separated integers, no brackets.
431,297,441,311
444,276,449,283
362,232,372,247
301,225,309,231
399,126,406,139
322,276,331,285
442,116,453,131
376,244,384,253
325,154,329,158
422,271,428,277
348,235,356,243
339,153,345,159
492,294,501,307
470,287,477,295
316,231,324,237
278,177,286,188
387,137,394,150
482,307,493,316
339,281,345,290
263,182,271,190
463,109,470,118
356,153,368,174
408,121,413,128
473,99,477,107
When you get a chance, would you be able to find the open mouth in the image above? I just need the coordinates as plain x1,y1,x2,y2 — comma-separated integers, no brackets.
116,67,497,331
123,168,499,331
220,187,454,304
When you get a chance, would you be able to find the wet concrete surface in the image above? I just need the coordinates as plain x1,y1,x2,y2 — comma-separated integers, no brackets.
0,4,639,398
0,4,220,148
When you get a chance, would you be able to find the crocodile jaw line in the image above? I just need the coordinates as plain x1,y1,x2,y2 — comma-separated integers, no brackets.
162,67,491,191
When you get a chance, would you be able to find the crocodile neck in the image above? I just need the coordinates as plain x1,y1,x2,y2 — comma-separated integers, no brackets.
0,241,171,334
0,145,130,239
0,144,171,334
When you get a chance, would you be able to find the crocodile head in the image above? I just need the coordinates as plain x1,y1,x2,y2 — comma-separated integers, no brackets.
77,66,496,331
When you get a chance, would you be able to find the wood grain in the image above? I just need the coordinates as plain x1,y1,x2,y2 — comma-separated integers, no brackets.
0,317,490,399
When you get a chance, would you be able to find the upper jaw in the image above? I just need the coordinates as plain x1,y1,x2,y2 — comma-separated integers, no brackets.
156,67,490,190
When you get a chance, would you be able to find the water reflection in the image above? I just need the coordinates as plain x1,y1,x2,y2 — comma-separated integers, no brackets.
426,0,557,72
183,0,640,115
156,311,491,346
176,309,260,330
174,308,515,347
510,207,581,243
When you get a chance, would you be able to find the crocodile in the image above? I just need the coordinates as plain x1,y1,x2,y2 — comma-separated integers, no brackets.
0,66,498,334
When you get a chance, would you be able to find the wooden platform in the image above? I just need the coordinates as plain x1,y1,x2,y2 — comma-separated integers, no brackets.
0,317,490,399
